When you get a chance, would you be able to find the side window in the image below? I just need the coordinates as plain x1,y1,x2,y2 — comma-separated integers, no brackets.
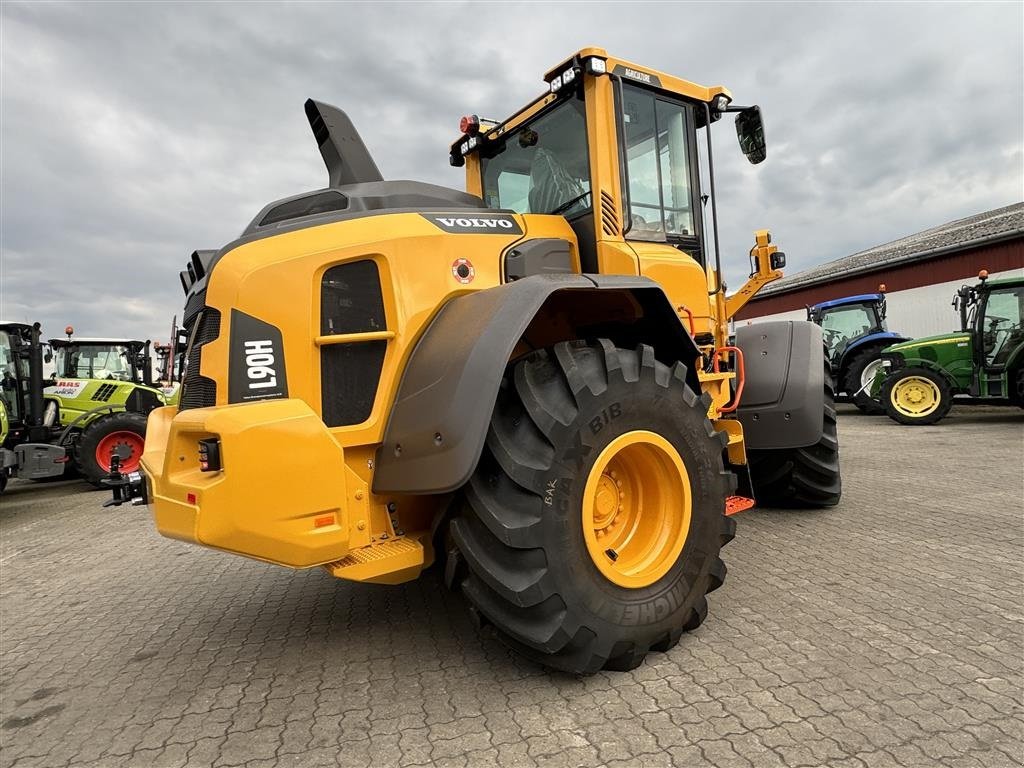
820,307,874,349
622,85,698,241
983,287,1024,365
480,96,591,216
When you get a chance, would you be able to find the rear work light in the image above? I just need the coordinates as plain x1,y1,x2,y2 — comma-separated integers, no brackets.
198,438,222,472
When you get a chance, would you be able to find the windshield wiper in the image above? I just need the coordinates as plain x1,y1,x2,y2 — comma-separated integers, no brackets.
548,192,591,216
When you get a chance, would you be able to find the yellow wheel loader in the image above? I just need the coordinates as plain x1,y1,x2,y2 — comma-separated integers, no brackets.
108,48,841,673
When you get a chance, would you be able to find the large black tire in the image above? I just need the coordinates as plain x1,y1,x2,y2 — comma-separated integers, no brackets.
447,340,736,674
842,346,886,415
747,363,842,508
76,411,148,488
880,366,953,425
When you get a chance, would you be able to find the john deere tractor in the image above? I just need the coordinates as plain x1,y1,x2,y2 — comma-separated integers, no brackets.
108,49,842,673
876,271,1024,424
1,322,68,492
807,290,909,414
37,328,170,486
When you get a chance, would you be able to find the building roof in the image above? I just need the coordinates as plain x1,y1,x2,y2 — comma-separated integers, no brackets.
761,202,1024,296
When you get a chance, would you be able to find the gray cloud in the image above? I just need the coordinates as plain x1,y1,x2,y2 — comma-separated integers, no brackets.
2,1,1021,342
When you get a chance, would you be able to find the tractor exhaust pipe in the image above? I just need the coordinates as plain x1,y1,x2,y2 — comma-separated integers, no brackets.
304,99,383,187
27,323,45,428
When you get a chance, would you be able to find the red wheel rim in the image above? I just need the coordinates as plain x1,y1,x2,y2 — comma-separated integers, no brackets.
96,431,145,473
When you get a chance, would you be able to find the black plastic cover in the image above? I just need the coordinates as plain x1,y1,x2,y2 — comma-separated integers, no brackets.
735,320,825,450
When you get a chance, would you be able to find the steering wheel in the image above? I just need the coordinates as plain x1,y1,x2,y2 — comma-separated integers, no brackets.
821,327,843,346
987,316,1010,329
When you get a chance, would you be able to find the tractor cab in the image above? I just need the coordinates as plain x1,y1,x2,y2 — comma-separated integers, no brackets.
807,293,888,359
955,273,1024,376
1,322,36,438
0,321,67,490
49,330,153,386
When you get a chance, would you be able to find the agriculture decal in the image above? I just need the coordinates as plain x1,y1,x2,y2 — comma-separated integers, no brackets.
44,380,88,399
451,258,475,284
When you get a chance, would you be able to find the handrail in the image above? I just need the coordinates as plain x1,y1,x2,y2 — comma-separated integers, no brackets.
712,345,745,414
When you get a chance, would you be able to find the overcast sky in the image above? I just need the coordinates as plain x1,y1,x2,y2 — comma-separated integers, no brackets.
2,1,1022,342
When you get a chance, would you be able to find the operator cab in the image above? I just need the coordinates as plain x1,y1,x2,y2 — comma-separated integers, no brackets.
1,323,32,427
49,336,153,385
807,294,888,358
957,275,1024,370
451,47,767,280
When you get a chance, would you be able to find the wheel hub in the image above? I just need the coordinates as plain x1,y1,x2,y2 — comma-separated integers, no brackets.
593,474,621,532
892,376,940,417
582,430,692,589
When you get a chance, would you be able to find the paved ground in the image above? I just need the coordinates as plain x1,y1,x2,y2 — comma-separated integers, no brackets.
1,405,1022,768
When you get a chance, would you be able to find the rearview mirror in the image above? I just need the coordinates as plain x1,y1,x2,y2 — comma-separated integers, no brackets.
43,345,53,364
736,106,766,165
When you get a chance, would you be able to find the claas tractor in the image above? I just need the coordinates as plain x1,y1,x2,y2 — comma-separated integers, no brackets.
875,271,1024,424
1,322,68,491
806,289,909,414
108,49,842,673
40,327,171,486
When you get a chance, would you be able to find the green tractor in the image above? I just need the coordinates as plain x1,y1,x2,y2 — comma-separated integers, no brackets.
42,328,171,485
875,271,1024,424
1,321,68,492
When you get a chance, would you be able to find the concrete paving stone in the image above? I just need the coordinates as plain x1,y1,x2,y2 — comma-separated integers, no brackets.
1,405,1022,768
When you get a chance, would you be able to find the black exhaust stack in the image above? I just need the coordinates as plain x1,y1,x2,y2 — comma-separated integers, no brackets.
27,323,45,432
304,99,383,187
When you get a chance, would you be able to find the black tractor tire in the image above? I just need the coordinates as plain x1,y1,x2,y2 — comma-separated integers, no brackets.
76,411,148,488
880,366,953,426
447,340,736,675
747,362,842,508
842,346,886,415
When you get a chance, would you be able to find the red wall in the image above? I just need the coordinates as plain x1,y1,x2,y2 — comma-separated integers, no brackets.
736,238,1024,320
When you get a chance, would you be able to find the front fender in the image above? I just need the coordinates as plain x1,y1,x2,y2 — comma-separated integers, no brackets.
372,274,700,494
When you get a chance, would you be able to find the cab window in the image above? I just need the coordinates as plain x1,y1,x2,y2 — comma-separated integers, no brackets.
622,85,698,242
820,306,875,352
57,345,132,380
480,95,591,217
982,286,1024,366
0,330,21,422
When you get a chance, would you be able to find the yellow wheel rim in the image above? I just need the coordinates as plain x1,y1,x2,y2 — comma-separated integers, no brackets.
891,375,941,417
581,430,692,589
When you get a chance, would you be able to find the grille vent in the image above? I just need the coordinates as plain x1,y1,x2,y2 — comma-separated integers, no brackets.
600,190,620,236
320,260,388,427
92,383,118,402
179,309,222,411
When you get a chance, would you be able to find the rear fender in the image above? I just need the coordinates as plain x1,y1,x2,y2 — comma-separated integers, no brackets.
372,274,701,494
735,321,825,450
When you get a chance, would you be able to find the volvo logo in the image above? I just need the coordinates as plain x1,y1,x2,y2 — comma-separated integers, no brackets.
422,213,524,235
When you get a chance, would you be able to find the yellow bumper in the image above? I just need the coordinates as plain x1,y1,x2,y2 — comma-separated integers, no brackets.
142,400,350,567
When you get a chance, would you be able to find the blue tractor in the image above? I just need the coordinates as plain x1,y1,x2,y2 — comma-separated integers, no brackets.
807,289,910,413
